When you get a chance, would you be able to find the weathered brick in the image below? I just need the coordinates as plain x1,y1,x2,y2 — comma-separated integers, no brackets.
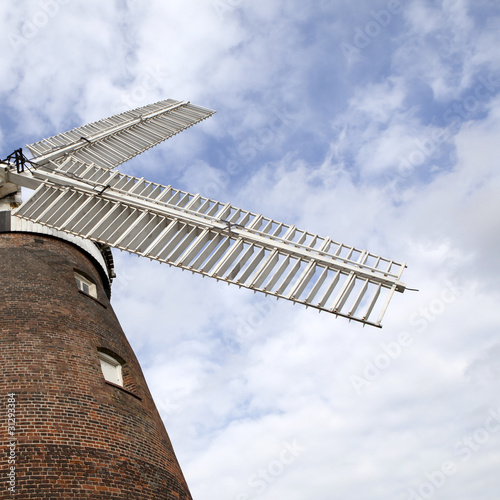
0,232,192,499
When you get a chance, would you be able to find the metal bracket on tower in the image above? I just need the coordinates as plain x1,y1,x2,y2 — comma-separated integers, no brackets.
2,148,36,174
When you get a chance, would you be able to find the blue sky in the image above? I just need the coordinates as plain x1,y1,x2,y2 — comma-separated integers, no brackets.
1,1,500,499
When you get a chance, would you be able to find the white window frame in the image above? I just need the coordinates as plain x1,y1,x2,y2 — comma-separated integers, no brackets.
98,352,123,387
74,272,97,298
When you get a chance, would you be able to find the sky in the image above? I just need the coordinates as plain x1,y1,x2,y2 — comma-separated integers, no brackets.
1,1,500,499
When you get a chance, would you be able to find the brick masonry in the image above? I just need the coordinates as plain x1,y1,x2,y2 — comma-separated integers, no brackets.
0,232,193,499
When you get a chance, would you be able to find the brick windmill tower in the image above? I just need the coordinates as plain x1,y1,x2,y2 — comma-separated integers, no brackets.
0,100,407,498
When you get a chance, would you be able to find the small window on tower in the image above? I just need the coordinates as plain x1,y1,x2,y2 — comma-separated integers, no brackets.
74,272,97,298
98,352,123,387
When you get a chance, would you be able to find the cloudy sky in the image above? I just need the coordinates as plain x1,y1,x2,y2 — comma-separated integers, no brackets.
2,0,500,498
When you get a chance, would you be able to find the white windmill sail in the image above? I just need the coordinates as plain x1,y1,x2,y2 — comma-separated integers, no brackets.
1,99,408,327
27,99,215,169
12,157,406,327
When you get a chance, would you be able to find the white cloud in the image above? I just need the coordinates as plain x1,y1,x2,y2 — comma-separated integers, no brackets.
2,1,500,499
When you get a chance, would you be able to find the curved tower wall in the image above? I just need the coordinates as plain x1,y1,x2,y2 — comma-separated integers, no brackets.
0,228,192,499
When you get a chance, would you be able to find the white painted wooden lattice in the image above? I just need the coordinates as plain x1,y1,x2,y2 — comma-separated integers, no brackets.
1,99,407,327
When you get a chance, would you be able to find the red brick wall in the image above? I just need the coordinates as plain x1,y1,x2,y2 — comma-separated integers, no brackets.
0,232,192,499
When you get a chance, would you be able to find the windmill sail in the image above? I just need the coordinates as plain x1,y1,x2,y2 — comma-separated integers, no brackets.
27,99,215,169
12,155,406,327
2,99,407,327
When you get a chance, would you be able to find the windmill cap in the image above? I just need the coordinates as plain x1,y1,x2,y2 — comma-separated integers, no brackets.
1,210,115,295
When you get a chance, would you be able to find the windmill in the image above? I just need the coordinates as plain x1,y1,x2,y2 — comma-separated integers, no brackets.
0,99,408,498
